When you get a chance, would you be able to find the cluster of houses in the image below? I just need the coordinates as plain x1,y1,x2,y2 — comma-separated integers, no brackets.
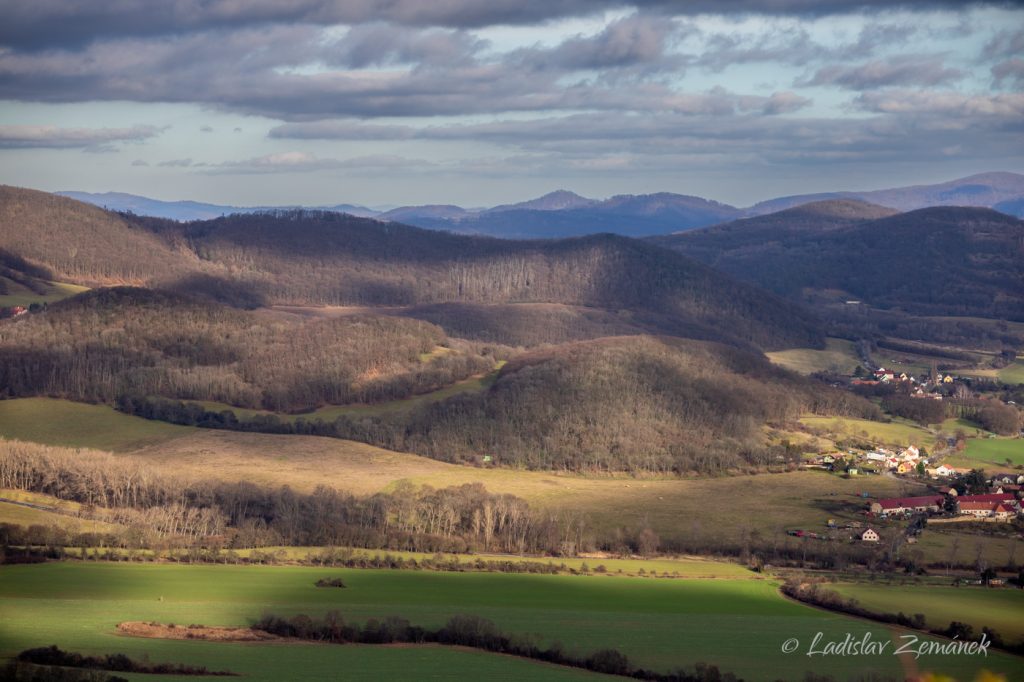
0,305,28,319
868,482,1023,523
809,445,928,476
851,366,954,399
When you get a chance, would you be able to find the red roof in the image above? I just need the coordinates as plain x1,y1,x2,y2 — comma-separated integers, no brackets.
994,504,1016,514
959,501,996,511
875,495,943,510
958,493,1015,504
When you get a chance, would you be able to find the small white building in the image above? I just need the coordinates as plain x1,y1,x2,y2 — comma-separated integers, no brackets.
860,529,879,542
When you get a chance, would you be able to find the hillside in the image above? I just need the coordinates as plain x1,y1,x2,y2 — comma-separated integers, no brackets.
334,335,878,474
168,210,821,349
657,205,1024,321
0,185,203,285
0,287,494,412
748,171,1024,216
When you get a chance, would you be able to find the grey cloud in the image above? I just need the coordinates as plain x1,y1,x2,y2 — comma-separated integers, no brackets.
0,124,162,149
854,89,1024,118
1,1,1007,50
131,159,149,166
515,13,684,72
200,125,214,132
158,158,194,167
802,55,965,90
328,24,486,68
982,27,1024,60
992,58,1024,88
203,151,434,174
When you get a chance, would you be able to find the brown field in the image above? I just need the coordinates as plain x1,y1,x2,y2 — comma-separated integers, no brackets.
125,429,912,542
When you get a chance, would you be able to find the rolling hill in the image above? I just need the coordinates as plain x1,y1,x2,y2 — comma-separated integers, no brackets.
655,205,1024,321
0,188,824,350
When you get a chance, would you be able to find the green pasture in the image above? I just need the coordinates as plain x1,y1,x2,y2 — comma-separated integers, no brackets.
767,338,860,375
800,415,937,449
1,563,1021,681
0,280,87,308
0,398,193,451
961,438,1024,467
831,583,1024,644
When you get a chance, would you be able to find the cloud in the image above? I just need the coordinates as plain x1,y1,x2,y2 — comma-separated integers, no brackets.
991,58,1024,88
0,124,162,149
204,151,434,174
2,0,1007,50
158,158,193,167
802,55,965,90
200,125,214,132
853,90,1024,117
131,159,149,166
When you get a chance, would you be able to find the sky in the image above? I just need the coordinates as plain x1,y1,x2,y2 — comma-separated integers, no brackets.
0,0,1022,208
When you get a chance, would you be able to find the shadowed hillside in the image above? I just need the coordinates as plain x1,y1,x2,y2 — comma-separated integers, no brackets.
656,205,1024,321
333,335,879,474
0,190,823,350
161,210,822,350
0,287,494,412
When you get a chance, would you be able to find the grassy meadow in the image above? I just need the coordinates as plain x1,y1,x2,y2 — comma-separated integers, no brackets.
961,438,1024,467
2,562,1021,681
0,398,194,451
0,279,88,308
831,583,1024,644
800,415,938,449
766,338,860,375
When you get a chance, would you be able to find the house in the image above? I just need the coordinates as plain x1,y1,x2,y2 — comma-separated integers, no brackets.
896,461,916,475
958,501,998,518
992,473,1023,485
938,486,958,497
943,375,954,384
865,452,888,463
957,493,1017,506
860,529,879,542
992,504,1017,521
900,446,920,459
869,495,944,516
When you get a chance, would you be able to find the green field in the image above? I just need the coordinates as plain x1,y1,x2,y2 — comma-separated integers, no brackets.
0,398,193,451
831,583,1024,644
0,279,88,308
196,362,505,422
2,563,1020,681
800,415,937,449
766,338,859,375
961,438,1024,467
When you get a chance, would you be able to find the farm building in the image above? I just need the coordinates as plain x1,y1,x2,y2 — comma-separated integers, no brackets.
860,529,879,542
869,495,943,516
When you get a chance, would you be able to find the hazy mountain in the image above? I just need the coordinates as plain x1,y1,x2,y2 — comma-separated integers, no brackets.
488,190,598,213
391,192,742,238
56,190,379,221
656,204,1024,321
747,171,1024,216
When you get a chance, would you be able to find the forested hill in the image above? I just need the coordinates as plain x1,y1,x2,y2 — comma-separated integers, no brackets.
0,185,203,285
0,190,824,350
655,205,1024,321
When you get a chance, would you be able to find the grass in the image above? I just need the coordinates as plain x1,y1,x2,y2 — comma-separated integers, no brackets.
800,415,938,449
766,338,860,375
0,398,194,451
3,562,1020,681
960,438,1024,467
196,362,505,422
959,361,1024,386
0,279,88,308
0,501,122,533
831,583,1024,644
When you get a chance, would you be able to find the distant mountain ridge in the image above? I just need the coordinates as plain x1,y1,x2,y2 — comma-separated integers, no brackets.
56,171,1024,237
57,191,378,222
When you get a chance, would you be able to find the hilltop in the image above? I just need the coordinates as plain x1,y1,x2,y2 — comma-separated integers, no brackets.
656,205,1024,321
